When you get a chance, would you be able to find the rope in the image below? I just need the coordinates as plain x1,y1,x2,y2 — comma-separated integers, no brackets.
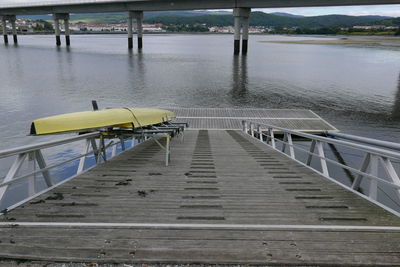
123,108,144,139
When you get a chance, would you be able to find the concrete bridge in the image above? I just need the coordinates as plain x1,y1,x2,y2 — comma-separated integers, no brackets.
1,0,400,53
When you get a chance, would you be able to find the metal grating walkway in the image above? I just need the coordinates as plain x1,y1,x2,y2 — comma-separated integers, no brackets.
0,130,399,265
169,108,337,132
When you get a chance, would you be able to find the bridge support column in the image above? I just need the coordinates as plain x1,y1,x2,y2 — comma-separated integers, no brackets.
53,16,61,46
128,11,144,50
10,16,17,44
54,13,70,47
233,15,241,55
135,11,144,49
1,17,8,44
242,16,249,55
233,8,251,55
127,12,133,49
64,15,70,46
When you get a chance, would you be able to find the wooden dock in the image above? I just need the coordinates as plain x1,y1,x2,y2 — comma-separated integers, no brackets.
0,109,399,265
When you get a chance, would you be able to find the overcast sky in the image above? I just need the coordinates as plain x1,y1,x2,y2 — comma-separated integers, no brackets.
257,5,400,17
1,1,400,17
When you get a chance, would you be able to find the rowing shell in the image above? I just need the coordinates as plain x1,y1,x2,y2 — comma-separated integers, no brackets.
30,108,175,135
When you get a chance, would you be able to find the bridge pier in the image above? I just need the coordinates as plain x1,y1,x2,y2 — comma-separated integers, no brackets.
10,16,17,44
136,12,143,50
53,15,61,46
127,12,133,49
1,17,8,44
53,13,69,46
64,16,70,46
242,16,249,55
233,15,241,55
233,8,251,55
127,11,144,50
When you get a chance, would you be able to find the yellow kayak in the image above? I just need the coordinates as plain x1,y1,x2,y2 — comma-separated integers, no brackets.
30,108,175,135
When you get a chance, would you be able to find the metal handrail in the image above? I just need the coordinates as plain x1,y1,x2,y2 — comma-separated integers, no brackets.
328,131,400,151
0,139,117,189
0,132,100,159
247,121,400,160
271,135,400,189
0,132,129,211
243,120,400,214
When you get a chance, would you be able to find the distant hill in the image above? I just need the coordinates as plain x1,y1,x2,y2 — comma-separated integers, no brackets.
144,12,396,28
271,12,304,18
20,11,398,28
20,10,230,23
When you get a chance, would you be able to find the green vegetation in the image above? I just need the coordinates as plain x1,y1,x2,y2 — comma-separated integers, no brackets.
32,20,53,32
163,24,209,32
56,11,400,28
144,12,399,28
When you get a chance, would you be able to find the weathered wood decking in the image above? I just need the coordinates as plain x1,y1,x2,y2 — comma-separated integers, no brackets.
170,108,337,132
0,129,400,265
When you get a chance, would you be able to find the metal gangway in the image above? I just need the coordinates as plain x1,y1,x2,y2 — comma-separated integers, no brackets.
0,109,399,265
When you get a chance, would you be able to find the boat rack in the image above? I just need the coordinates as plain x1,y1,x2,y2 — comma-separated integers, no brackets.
103,121,188,166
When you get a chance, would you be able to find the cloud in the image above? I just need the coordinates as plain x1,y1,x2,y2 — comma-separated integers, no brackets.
257,5,400,17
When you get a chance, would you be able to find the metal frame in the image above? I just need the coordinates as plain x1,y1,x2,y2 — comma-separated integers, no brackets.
242,120,400,215
0,122,185,211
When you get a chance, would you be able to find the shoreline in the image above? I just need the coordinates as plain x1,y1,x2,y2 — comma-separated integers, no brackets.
13,32,400,37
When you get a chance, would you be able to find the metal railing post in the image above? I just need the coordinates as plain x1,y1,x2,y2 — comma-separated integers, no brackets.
287,133,295,159
316,141,329,177
282,133,288,153
269,128,276,149
90,138,99,163
257,125,263,141
28,152,36,197
34,150,53,187
369,155,379,200
380,157,400,199
77,139,91,174
242,120,248,133
306,140,316,166
352,153,371,190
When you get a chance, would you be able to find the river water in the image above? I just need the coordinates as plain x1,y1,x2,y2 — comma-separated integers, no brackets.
1,34,400,210
1,34,400,149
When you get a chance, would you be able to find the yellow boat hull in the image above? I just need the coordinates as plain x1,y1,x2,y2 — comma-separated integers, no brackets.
30,108,176,135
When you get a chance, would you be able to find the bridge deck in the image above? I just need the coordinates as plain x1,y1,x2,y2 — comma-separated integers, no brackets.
1,130,400,265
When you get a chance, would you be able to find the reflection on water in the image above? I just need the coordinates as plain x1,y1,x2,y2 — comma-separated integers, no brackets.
392,73,400,120
231,55,248,101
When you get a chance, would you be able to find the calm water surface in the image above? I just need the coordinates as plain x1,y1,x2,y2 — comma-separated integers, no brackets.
0,34,400,149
